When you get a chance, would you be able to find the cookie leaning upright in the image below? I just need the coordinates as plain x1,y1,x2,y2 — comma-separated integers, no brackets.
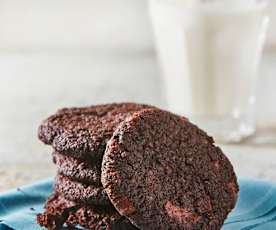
101,109,239,230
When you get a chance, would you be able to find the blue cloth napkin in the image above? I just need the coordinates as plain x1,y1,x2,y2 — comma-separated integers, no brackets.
1,179,276,230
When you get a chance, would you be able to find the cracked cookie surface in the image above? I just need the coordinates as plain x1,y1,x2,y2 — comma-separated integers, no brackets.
37,193,138,230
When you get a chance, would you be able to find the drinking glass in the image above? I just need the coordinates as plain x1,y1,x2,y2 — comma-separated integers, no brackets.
149,0,269,143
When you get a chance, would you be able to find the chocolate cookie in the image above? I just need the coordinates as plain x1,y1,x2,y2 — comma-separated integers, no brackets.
53,152,101,185
102,109,239,230
38,103,152,160
54,174,111,206
37,193,138,230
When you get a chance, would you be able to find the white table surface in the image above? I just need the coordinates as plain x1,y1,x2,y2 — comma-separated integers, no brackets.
0,49,275,191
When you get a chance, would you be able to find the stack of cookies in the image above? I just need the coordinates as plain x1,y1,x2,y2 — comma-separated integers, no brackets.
37,103,150,229
37,103,239,230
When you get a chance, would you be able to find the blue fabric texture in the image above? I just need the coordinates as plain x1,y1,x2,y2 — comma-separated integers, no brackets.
1,178,276,230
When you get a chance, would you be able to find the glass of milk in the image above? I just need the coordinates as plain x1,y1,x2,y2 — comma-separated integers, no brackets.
149,0,269,143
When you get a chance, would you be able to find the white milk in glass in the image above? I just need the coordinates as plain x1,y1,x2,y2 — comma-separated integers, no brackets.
150,0,268,142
